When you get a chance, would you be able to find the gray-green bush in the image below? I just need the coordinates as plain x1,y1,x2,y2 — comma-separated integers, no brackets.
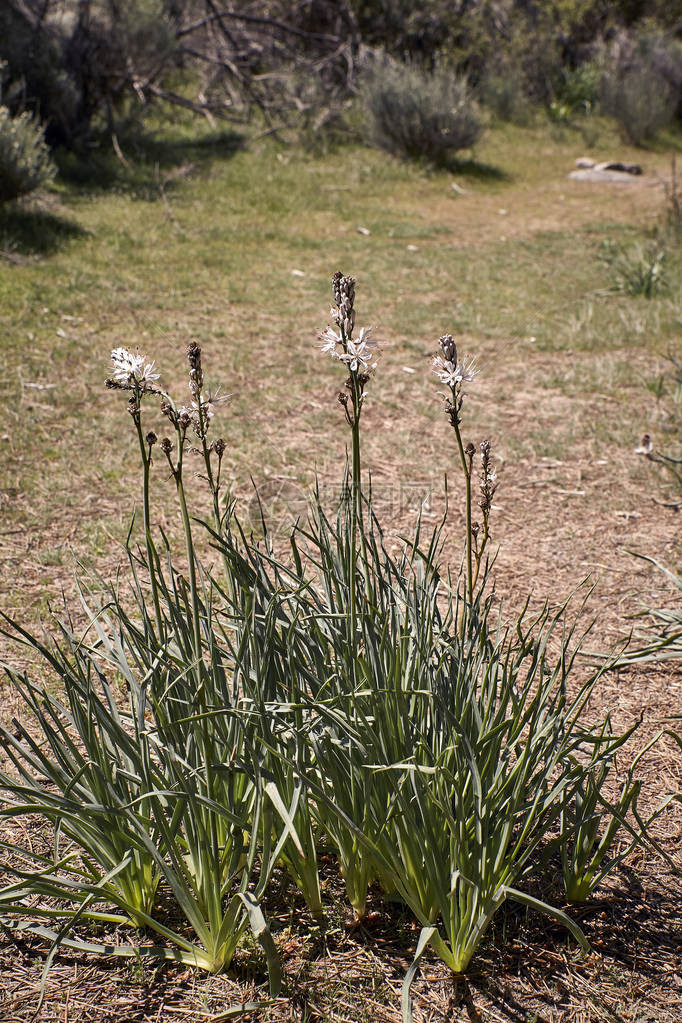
0,106,55,202
600,30,681,145
361,58,483,163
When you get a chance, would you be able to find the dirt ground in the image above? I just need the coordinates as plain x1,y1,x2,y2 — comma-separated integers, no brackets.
1,137,681,1022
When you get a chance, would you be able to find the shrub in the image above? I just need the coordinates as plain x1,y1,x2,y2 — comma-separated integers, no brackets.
600,30,681,145
549,63,600,122
0,5,81,148
0,106,55,202
479,62,530,124
361,58,483,163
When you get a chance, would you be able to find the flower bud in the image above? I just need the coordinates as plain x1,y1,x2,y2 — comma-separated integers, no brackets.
332,271,342,305
187,341,203,397
332,272,356,339
146,431,157,447
439,334,457,364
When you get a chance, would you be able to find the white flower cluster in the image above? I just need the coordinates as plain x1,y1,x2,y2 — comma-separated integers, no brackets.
111,347,159,388
432,353,478,388
316,325,378,373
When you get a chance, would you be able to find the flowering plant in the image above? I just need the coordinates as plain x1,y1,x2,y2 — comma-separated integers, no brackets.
0,272,670,1023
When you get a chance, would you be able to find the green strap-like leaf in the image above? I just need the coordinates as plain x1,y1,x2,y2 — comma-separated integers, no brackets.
401,925,436,1023
237,891,281,997
505,886,589,953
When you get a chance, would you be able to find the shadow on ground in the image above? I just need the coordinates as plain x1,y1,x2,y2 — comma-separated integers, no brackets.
55,127,245,199
0,204,86,258
443,156,510,181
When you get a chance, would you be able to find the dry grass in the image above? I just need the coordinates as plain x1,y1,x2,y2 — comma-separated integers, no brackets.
0,117,681,1021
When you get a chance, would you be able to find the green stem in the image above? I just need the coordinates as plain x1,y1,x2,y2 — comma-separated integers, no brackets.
172,432,220,880
450,397,473,609
349,393,360,667
195,404,221,533
471,517,489,592
351,379,363,532
195,404,234,600
174,457,203,671
133,407,163,638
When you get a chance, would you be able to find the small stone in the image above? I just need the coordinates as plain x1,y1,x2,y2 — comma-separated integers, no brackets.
406,244,418,251
596,161,642,175
356,226,370,236
569,165,642,183
291,269,305,277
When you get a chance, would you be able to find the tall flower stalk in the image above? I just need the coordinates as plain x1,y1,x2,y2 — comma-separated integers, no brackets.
433,335,495,613
317,271,378,632
110,344,231,889
106,349,164,636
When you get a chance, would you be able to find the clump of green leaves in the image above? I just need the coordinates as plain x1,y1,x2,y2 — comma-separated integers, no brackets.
601,240,667,298
549,63,600,123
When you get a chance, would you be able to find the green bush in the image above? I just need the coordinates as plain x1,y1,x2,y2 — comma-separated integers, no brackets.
361,58,483,164
480,61,531,124
0,106,55,202
549,62,600,122
600,30,681,144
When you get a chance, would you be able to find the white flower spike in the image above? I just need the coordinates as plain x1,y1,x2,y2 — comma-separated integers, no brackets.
432,353,477,388
111,347,159,388
338,328,378,373
317,327,342,357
